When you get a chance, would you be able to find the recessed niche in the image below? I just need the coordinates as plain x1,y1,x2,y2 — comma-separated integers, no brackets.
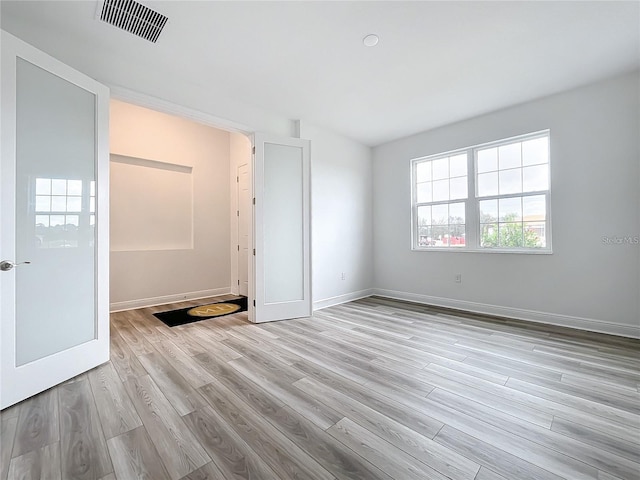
110,154,193,251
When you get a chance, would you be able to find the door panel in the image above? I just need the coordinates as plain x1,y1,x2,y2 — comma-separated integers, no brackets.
253,134,310,322
263,143,304,303
15,58,97,365
1,31,110,409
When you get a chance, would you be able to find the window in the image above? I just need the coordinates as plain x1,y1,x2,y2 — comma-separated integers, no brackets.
415,152,468,248
412,131,550,252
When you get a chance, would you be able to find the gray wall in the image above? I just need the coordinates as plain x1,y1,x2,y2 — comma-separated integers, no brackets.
372,72,640,337
300,123,374,308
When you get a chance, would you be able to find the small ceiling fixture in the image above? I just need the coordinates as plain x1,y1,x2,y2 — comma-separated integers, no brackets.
97,0,168,43
363,34,379,47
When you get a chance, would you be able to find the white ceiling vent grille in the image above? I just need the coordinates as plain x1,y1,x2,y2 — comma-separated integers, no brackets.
98,0,168,43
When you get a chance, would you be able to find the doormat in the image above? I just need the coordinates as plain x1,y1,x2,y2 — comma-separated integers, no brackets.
153,297,248,327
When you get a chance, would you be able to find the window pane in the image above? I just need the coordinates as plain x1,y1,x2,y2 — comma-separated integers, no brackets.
498,143,521,170
35,215,50,227
50,215,65,226
477,148,497,173
499,222,523,247
418,226,432,247
417,205,431,226
432,179,449,201
480,224,498,247
67,180,82,196
431,224,448,245
431,204,448,224
479,199,498,223
90,214,95,226
449,202,465,224
499,168,522,195
522,164,549,192
523,195,546,220
36,195,51,212
522,136,549,166
90,180,96,197
449,176,467,200
416,162,431,182
429,228,441,246
449,227,465,246
499,197,522,222
450,154,467,177
432,158,449,180
477,172,498,197
51,196,66,212
51,179,67,195
524,222,546,247
36,178,51,195
90,197,95,213
65,215,79,227
416,182,432,203
66,196,82,212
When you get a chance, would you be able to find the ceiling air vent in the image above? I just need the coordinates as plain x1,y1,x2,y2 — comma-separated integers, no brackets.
98,0,168,43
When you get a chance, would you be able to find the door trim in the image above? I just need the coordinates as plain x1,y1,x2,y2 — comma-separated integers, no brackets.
236,163,250,298
110,85,253,136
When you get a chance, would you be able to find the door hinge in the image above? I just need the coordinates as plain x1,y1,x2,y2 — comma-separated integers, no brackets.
237,279,240,285
253,299,256,307
253,248,256,256
237,245,239,251
236,176,239,183
252,146,256,155
252,197,255,205
237,210,239,217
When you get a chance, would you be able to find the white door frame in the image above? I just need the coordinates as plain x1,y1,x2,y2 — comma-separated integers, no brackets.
0,31,110,409
236,163,250,297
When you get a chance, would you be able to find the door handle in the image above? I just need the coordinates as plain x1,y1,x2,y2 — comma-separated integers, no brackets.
0,261,31,272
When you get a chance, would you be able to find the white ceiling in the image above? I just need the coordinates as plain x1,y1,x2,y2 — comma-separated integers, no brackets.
2,1,639,146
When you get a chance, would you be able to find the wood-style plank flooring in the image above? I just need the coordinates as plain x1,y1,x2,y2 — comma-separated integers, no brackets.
1,295,639,480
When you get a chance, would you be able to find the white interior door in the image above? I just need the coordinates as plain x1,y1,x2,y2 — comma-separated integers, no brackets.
237,163,250,297
252,133,311,323
0,31,110,409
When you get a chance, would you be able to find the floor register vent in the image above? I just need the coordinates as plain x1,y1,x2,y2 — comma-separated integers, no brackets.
98,0,168,43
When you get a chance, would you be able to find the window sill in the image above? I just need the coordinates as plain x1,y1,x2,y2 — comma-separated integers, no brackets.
412,247,553,255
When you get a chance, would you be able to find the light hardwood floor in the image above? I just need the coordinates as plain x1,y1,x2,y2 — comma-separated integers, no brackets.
1,295,639,480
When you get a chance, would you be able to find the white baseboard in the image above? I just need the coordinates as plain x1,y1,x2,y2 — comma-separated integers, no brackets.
313,289,375,311
372,288,640,339
110,287,232,312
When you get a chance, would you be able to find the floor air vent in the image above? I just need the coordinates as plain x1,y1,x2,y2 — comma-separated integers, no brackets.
98,0,168,43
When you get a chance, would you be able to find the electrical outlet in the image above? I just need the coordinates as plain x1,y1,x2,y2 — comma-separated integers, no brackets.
455,274,462,284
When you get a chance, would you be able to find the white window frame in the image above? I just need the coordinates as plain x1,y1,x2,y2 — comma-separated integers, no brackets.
411,130,552,254
411,149,470,250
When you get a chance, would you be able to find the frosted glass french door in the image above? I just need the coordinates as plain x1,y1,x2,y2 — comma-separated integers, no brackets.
252,134,311,322
0,31,110,409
